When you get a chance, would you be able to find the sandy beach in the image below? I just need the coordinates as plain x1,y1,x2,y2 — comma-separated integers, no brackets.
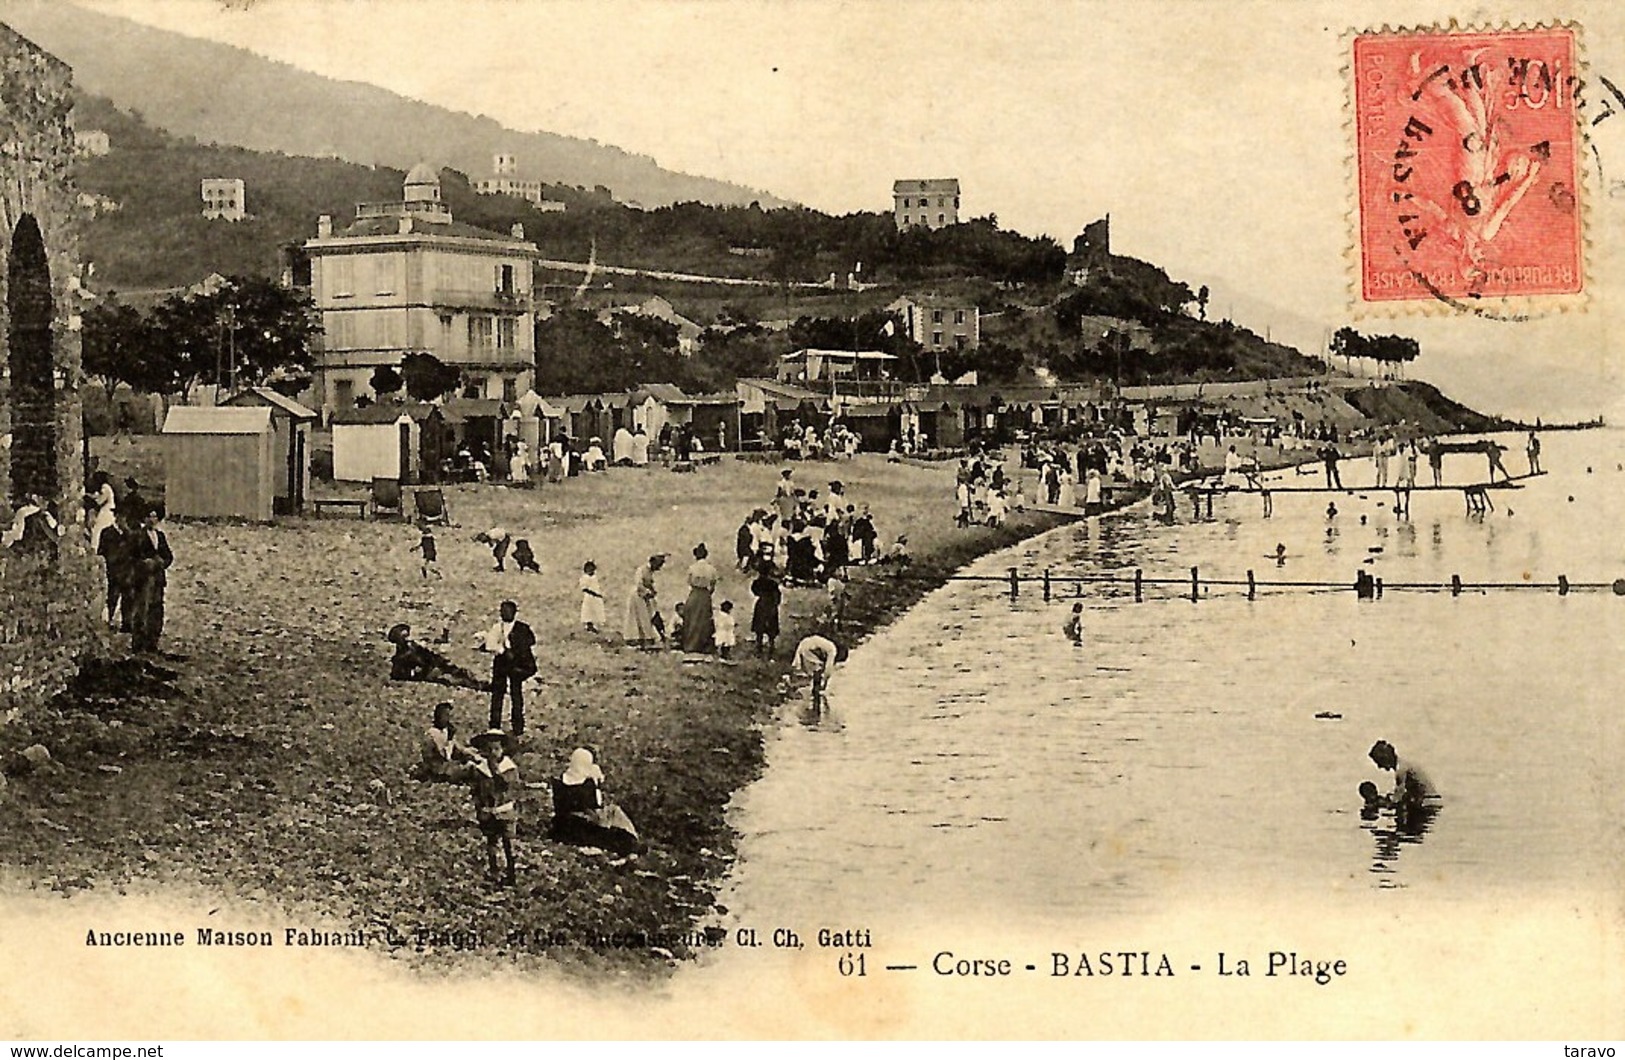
0,442,1067,974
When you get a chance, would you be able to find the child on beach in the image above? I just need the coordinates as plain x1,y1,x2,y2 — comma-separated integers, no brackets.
987,490,1008,527
511,538,541,574
579,561,606,633
1063,603,1084,645
828,567,850,626
411,524,442,580
714,600,737,662
468,729,520,886
882,534,911,572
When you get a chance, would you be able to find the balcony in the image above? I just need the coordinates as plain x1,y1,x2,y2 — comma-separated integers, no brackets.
826,379,908,403
356,200,451,221
434,287,531,312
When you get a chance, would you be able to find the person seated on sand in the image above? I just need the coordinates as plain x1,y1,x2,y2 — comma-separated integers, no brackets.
550,748,640,855
510,538,540,574
585,438,608,472
880,533,911,569
469,730,520,886
1368,739,1436,806
414,701,479,782
1063,603,1084,645
388,624,486,690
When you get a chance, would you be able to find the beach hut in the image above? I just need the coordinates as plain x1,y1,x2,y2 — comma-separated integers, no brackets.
441,398,507,455
161,406,277,521
330,404,448,484
223,387,318,514
628,383,689,441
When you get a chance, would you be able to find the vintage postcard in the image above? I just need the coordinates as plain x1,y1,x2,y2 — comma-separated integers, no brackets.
0,0,1622,1043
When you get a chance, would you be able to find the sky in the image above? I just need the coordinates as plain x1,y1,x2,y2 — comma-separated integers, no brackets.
74,0,1625,422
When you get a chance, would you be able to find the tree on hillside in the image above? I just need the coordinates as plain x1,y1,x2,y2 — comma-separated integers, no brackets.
402,352,463,402
1331,326,1420,379
370,365,404,400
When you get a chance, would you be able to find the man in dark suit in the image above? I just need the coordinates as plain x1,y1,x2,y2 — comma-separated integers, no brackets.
128,506,173,654
481,599,536,736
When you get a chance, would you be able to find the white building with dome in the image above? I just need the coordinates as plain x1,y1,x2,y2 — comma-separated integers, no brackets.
295,164,538,418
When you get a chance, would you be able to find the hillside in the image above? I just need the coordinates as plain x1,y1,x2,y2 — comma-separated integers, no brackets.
0,0,786,209
68,94,1069,299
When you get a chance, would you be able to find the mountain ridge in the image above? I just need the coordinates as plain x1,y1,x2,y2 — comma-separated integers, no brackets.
0,0,791,210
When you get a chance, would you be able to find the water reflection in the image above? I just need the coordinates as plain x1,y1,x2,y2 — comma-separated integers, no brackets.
1363,802,1443,887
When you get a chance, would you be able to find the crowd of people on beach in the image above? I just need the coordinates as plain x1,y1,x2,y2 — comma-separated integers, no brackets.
381,458,898,886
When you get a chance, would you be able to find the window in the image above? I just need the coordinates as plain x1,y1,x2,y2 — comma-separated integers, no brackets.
502,376,518,403
932,331,943,347
938,197,945,207
497,264,515,295
955,334,968,351
497,317,516,350
955,310,965,324
938,213,945,225
375,256,396,296
468,315,492,353
932,310,943,323
330,257,354,298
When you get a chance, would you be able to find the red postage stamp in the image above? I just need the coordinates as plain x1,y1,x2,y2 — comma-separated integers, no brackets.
1353,26,1583,308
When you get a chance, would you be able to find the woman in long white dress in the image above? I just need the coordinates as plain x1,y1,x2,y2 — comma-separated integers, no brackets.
86,470,117,552
1056,469,1077,509
508,441,529,485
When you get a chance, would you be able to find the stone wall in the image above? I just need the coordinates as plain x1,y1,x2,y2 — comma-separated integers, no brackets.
0,22,105,721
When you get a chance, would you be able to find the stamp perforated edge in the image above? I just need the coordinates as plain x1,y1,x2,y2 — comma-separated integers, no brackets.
1341,19,1595,322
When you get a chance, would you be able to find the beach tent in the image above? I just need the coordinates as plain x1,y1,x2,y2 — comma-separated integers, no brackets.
736,378,827,448
441,398,505,442
161,406,277,521
838,403,900,451
330,404,448,484
223,387,318,514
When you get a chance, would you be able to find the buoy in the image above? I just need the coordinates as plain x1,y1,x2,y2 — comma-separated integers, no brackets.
1613,579,1625,596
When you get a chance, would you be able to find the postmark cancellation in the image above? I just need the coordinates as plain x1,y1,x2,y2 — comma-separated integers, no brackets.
1351,23,1587,316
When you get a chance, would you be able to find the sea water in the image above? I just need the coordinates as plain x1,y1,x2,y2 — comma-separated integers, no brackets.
706,431,1624,942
